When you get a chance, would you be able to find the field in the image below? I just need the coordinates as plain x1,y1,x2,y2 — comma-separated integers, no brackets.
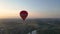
0,18,60,34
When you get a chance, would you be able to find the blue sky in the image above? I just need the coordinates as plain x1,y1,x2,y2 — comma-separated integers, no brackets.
0,0,60,18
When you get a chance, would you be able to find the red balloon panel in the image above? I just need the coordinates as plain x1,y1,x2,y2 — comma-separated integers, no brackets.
20,10,28,20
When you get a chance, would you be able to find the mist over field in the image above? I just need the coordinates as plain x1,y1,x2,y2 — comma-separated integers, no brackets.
0,18,60,34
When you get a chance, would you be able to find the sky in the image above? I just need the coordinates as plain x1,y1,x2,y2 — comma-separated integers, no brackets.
0,0,60,19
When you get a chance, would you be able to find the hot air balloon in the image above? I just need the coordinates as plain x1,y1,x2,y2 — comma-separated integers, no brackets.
20,10,28,21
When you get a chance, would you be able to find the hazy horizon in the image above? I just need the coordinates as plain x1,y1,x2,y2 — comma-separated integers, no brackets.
0,0,60,19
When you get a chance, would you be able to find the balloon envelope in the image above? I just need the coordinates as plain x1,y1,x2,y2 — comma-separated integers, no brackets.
20,10,28,20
